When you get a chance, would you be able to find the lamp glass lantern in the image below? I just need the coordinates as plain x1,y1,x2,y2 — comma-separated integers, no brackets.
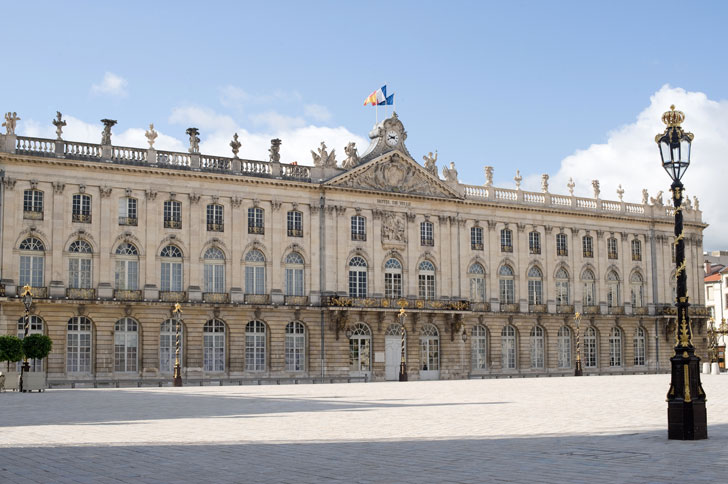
656,105,693,182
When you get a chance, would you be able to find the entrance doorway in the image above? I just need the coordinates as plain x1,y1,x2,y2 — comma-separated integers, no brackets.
385,323,405,381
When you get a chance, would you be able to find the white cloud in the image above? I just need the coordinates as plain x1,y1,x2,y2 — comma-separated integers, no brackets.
91,72,128,97
169,106,238,134
219,85,250,109
548,85,728,250
249,111,306,131
304,104,332,122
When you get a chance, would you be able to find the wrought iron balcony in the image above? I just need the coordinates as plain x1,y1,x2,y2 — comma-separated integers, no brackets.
66,288,96,299
632,253,642,261
114,289,141,301
203,292,229,303
583,305,600,314
634,306,649,315
164,219,182,229
160,291,186,302
285,295,309,306
119,216,138,226
20,286,48,298
471,302,490,312
351,233,366,242
287,228,303,237
530,247,541,255
608,305,625,315
421,238,434,247
471,242,484,251
23,210,43,220
501,244,513,253
207,222,224,232
608,251,618,260
245,294,270,304
557,249,568,256
529,304,547,313
248,225,264,235
557,304,575,314
72,213,91,223
500,303,520,313
583,250,594,258
324,296,470,311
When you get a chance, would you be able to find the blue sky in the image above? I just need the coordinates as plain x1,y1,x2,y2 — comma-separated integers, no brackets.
2,1,728,247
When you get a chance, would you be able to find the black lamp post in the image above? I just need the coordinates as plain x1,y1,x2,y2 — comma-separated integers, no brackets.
19,285,33,393
172,302,183,387
657,105,707,440
398,306,408,382
574,312,583,376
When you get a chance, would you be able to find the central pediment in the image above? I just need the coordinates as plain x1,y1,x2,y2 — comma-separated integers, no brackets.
325,151,461,199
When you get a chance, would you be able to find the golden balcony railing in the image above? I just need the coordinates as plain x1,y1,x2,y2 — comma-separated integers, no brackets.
501,244,513,253
500,303,520,313
207,222,224,232
23,210,43,220
471,242,484,251
583,305,600,315
607,251,618,260
583,250,594,258
21,286,48,298
72,213,92,223
66,288,96,299
160,291,186,302
118,216,138,226
203,292,229,303
529,304,547,313
287,228,303,237
164,219,182,229
114,289,141,301
245,294,270,304
530,247,541,255
632,254,642,261
248,225,265,235
324,296,470,311
285,295,309,306
557,249,568,256
421,238,434,247
351,233,366,242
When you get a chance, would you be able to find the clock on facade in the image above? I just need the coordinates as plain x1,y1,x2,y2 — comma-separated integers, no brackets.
385,129,399,147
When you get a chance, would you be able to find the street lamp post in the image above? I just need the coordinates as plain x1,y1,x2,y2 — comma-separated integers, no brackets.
707,318,728,368
172,302,183,387
19,285,33,393
657,105,707,440
398,306,407,382
574,312,583,376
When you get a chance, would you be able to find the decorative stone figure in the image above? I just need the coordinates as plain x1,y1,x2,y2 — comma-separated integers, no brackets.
145,124,158,148
617,184,624,201
591,179,600,199
342,142,359,169
484,166,494,187
642,189,649,205
2,112,20,135
684,196,692,210
567,177,575,196
269,138,281,163
514,170,522,190
442,162,458,183
186,127,200,154
230,133,241,158
541,174,549,193
694,196,700,210
311,141,337,168
381,211,407,243
423,151,438,176
100,119,117,145
52,112,66,140
650,191,664,206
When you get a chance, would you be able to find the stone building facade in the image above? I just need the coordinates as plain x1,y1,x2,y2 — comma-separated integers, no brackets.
0,112,710,384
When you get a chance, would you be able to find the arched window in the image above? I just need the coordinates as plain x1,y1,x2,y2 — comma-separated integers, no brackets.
527,266,543,305
471,325,488,370
609,327,622,367
584,327,597,368
630,272,644,308
530,326,545,369
244,249,266,295
67,316,92,373
384,258,403,299
348,256,368,298
633,327,646,366
115,242,139,290
114,318,138,372
348,322,371,372
555,268,570,305
582,269,596,306
501,325,516,369
607,271,621,307
468,263,486,302
203,247,225,294
557,326,572,369
418,260,436,300
420,323,440,371
285,321,306,372
17,316,44,371
160,319,183,373
499,265,515,304
19,237,45,287
284,252,304,296
245,320,266,371
203,319,226,372
68,240,93,289
72,194,92,223
160,245,183,292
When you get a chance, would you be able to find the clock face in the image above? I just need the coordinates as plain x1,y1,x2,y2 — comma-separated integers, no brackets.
385,129,399,147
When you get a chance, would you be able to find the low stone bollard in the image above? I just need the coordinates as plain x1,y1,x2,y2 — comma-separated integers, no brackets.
711,362,720,375
702,362,710,373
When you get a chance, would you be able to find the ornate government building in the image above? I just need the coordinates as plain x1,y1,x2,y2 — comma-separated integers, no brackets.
0,111,710,384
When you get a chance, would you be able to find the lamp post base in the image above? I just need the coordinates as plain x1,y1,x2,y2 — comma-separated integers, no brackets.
399,362,408,382
667,353,707,440
173,365,183,387
574,360,583,377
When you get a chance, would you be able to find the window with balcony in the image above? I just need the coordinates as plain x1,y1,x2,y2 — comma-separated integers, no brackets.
418,260,436,300
609,327,622,367
68,240,92,289
23,189,44,220
556,233,568,256
529,231,541,255
530,326,545,369
582,235,594,258
384,258,403,299
471,226,483,250
499,264,515,304
206,203,224,232
19,237,45,288
527,266,543,305
582,269,596,306
607,270,621,307
500,228,513,252
468,263,486,303
607,237,618,259
160,245,183,292
631,239,642,261
285,252,305,296
555,267,570,305
203,247,225,294
287,210,303,237
351,215,366,241
245,249,266,295
164,200,182,229
420,221,434,246
114,242,139,291
248,207,264,234
348,256,368,298
72,194,91,223
630,272,644,308
118,197,138,226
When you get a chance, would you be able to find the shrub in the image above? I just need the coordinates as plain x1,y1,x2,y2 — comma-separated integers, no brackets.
22,334,53,361
0,335,24,370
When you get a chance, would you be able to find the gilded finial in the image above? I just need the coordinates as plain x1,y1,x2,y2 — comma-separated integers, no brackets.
20,284,33,297
574,312,581,320
172,302,182,314
661,105,686,128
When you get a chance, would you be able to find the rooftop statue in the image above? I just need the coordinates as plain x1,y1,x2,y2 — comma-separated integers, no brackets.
514,170,522,190
616,184,624,201
442,162,458,183
567,177,575,196
100,119,117,145
52,112,66,140
642,189,649,205
230,133,242,159
591,179,600,199
541,174,549,193
484,166,493,187
312,141,337,168
342,142,359,169
269,138,281,163
650,191,664,206
694,196,700,210
423,151,438,176
186,128,200,154
145,124,158,148
2,112,20,135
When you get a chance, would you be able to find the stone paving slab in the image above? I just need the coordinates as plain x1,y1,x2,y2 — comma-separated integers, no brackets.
1,374,727,483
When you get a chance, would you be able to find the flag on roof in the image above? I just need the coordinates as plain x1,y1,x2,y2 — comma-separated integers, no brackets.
364,85,387,106
378,93,394,105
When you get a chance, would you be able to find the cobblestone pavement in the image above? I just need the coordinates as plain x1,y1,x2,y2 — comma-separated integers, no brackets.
1,374,727,483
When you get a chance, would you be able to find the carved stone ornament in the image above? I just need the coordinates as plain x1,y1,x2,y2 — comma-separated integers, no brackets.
52,182,65,194
341,142,359,169
484,166,494,187
311,141,337,168
514,170,522,190
186,127,200,154
2,111,20,135
52,111,66,140
99,186,112,198
423,151,438,176
125,188,132,197
269,138,281,163
650,191,664,206
332,153,456,198
591,179,600,199
100,119,117,145
231,196,243,208
617,184,624,201
145,189,157,200
442,162,458,183
230,133,241,158
541,174,549,193
188,192,201,204
30,179,38,189
567,177,575,196
145,124,158,148
271,200,281,211
381,211,407,244
78,184,86,194
642,189,649,205
2,177,16,190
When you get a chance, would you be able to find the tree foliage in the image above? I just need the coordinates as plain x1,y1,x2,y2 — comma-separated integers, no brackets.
22,334,53,361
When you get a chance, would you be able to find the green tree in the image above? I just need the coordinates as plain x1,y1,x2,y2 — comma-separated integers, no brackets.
0,335,24,371
22,334,53,362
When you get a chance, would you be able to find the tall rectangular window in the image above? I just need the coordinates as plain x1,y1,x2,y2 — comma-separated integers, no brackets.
471,226,483,250
72,194,91,223
118,198,137,226
164,200,182,229
248,207,264,234
631,239,642,261
582,235,593,258
351,215,366,241
23,189,43,219
607,237,618,259
529,231,541,254
556,233,568,256
207,204,224,232
420,222,434,246
287,211,303,237
500,229,513,252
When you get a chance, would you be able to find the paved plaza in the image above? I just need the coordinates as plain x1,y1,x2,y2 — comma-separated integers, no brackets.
1,374,727,483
